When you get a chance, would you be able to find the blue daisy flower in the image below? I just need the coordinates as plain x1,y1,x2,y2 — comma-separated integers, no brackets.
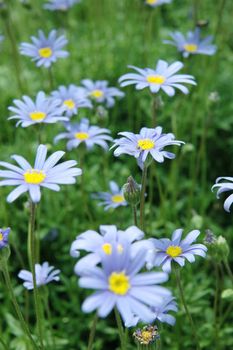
151,297,177,325
70,225,152,275
78,241,172,327
20,30,69,68
8,91,67,127
145,0,172,7
112,126,184,169
0,144,82,203
92,181,128,210
0,228,10,250
18,262,60,290
212,176,233,212
44,0,81,11
54,118,112,151
51,85,92,118
119,60,196,96
164,28,217,58
147,229,207,273
80,79,125,108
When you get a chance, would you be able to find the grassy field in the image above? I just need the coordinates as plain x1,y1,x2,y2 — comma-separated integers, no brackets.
0,0,233,349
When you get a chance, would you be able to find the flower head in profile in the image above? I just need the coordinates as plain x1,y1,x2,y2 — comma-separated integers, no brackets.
119,60,196,96
70,225,151,275
54,118,112,151
0,144,82,203
145,0,172,7
51,85,92,118
18,262,60,290
44,0,81,11
79,242,171,327
20,30,69,68
92,181,127,211
164,28,217,58
212,177,233,212
8,91,67,127
0,228,10,249
112,126,184,169
151,297,177,325
81,79,125,108
147,229,207,273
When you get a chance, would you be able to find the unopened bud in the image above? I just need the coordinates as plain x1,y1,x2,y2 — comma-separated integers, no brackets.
123,176,141,206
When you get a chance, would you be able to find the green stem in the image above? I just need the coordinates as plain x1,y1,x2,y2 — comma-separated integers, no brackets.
224,260,233,284
2,264,39,350
213,263,220,350
114,308,126,350
87,313,98,350
28,202,44,350
139,166,148,231
48,67,54,90
0,337,8,350
214,0,227,37
156,338,161,350
132,205,138,226
175,267,201,350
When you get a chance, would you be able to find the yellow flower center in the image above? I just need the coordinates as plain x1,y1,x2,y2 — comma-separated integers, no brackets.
147,75,165,84
184,44,198,53
29,111,46,121
102,243,112,255
0,233,3,241
146,0,158,4
141,331,153,344
63,99,75,109
38,47,53,58
90,89,104,99
111,194,125,203
108,272,130,295
117,244,124,254
24,169,46,184
75,132,89,140
137,138,155,150
166,245,182,258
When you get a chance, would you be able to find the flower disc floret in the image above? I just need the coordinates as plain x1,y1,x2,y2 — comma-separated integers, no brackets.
39,47,53,58
92,181,128,210
137,138,155,150
108,272,131,295
166,246,182,257
102,243,112,255
24,169,46,184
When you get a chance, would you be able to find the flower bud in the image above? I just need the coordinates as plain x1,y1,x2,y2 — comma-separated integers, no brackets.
204,230,229,262
123,176,141,206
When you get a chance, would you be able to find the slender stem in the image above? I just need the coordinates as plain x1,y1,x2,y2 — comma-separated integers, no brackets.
0,337,8,350
214,0,227,37
2,264,39,349
48,67,54,90
224,260,233,284
43,288,55,349
114,308,126,350
174,267,201,350
213,263,220,350
139,166,148,231
87,313,98,350
28,202,44,350
132,205,138,226
156,338,161,350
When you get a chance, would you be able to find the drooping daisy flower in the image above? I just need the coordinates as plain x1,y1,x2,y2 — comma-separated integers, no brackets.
212,177,233,212
0,228,10,249
44,0,81,11
92,181,128,211
51,85,92,118
79,242,172,327
112,126,184,169
18,262,60,290
145,0,172,7
151,297,177,325
81,79,125,108
0,144,82,203
20,30,69,68
70,225,152,275
54,118,112,151
164,28,217,58
8,91,67,127
119,60,196,96
147,229,207,273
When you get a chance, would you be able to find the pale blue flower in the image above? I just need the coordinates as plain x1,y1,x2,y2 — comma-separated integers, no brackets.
54,118,112,151
70,225,152,275
145,0,172,7
147,229,207,273
92,181,128,211
78,241,172,327
0,228,10,249
81,79,125,107
112,126,184,169
119,60,196,96
164,28,217,58
212,177,233,212
0,144,82,203
8,91,67,127
18,262,60,290
44,0,81,11
51,85,92,118
20,30,69,68
151,297,177,325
